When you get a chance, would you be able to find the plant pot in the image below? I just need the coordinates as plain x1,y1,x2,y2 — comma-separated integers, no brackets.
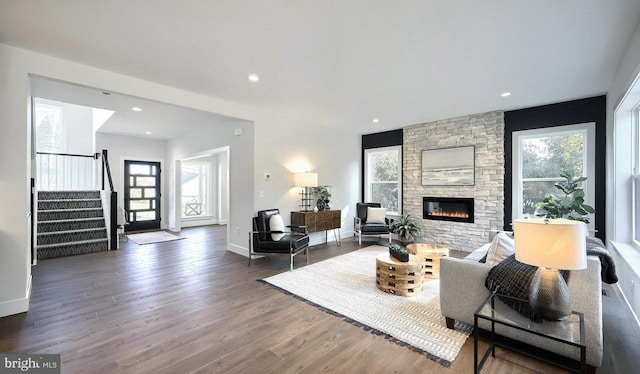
399,235,414,244
389,246,409,262
316,199,329,211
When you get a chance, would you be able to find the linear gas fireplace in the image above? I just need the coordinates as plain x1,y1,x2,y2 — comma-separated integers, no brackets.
423,197,474,223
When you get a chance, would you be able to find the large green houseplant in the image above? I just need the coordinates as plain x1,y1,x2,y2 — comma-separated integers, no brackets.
536,170,595,223
391,214,422,242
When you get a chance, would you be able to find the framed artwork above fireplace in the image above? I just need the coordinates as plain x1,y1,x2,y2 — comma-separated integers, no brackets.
421,146,475,186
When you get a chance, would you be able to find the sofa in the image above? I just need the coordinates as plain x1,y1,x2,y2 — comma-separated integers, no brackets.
439,232,603,370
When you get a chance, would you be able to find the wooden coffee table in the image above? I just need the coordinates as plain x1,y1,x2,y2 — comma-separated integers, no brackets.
375,252,425,296
406,243,449,279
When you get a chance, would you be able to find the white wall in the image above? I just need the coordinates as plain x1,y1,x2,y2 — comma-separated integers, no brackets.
0,44,32,317
64,102,94,155
95,133,168,227
167,121,252,254
252,112,361,246
0,42,363,317
219,151,229,223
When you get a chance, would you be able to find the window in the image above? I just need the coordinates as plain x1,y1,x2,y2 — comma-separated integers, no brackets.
35,100,65,153
364,145,401,215
512,123,596,231
181,161,211,218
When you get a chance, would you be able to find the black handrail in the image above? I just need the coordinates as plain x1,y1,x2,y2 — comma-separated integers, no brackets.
101,149,114,192
36,151,97,159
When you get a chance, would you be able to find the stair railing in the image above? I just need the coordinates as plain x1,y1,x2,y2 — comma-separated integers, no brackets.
35,151,97,190
36,150,119,250
98,150,118,250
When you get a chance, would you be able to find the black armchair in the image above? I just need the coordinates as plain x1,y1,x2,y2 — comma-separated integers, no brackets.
353,202,392,245
249,209,310,271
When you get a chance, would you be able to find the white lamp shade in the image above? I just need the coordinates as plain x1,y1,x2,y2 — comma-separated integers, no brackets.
293,172,318,187
513,218,587,270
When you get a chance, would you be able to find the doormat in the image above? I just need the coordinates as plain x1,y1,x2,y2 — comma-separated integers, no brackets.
127,231,185,245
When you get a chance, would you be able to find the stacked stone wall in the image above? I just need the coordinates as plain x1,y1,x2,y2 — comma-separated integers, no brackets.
403,111,505,252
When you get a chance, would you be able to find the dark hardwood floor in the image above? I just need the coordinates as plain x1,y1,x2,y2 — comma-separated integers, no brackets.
0,225,637,373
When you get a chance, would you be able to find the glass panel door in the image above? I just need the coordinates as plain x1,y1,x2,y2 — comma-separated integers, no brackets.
124,160,161,231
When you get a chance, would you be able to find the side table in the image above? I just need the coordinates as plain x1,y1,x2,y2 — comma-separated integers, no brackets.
375,252,425,296
405,243,449,279
474,292,586,373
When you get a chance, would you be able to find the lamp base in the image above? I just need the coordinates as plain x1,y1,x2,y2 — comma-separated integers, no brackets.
529,267,573,321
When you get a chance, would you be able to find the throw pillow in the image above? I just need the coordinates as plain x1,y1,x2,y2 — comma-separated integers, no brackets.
269,213,285,241
366,207,387,224
485,231,515,266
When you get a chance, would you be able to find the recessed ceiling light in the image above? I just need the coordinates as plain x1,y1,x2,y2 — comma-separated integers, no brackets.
372,118,380,123
145,131,152,135
500,91,512,98
248,73,260,82
131,107,142,112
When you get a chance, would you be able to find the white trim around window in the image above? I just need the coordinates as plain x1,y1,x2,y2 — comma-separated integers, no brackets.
364,145,402,215
512,122,596,233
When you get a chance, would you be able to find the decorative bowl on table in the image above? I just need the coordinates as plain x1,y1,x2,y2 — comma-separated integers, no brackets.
389,244,409,262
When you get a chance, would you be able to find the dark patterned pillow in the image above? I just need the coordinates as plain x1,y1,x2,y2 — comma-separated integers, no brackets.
485,254,569,322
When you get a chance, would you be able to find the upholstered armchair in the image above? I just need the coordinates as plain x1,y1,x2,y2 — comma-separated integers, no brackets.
353,202,392,245
249,208,310,271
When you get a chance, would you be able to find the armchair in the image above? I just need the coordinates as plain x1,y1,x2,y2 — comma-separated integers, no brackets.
353,202,392,245
249,209,310,271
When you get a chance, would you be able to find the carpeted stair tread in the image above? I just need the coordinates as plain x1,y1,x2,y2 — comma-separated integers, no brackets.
38,199,102,210
38,191,101,200
37,239,109,259
38,209,104,221
37,238,109,249
38,218,106,233
38,217,105,224
37,228,107,245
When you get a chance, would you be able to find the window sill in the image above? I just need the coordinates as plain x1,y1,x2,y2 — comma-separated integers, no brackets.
182,215,213,221
610,241,640,279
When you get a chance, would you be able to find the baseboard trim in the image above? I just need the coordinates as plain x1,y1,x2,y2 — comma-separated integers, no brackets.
614,282,640,329
0,275,31,318
227,243,248,257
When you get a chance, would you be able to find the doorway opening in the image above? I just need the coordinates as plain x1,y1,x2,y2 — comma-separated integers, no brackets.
179,147,229,229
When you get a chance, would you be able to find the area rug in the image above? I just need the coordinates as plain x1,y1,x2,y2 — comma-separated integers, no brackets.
260,245,472,367
127,231,185,245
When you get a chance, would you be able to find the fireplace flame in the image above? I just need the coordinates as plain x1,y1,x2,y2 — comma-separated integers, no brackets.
428,211,469,219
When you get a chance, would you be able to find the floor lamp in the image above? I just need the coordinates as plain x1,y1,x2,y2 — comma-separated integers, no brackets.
513,218,587,321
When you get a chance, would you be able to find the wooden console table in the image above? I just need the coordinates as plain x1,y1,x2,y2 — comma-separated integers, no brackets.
291,210,341,246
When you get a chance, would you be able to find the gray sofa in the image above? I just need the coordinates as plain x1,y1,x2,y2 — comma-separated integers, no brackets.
439,241,603,370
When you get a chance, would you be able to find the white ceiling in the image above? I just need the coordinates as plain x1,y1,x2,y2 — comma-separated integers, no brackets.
2,1,640,135
30,76,248,140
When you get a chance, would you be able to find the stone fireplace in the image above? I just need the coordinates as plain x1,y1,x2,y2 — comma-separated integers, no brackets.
402,111,505,251
423,197,474,223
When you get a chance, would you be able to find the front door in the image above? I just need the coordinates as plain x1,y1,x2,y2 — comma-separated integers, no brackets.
124,160,161,232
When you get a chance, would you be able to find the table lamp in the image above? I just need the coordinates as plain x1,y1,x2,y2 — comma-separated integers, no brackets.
513,218,587,321
293,172,318,211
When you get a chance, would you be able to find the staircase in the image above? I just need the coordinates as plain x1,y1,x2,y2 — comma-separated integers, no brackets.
37,191,109,259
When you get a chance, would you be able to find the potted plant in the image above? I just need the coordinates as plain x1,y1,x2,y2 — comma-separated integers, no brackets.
536,170,595,223
389,243,409,262
312,185,332,211
391,214,422,243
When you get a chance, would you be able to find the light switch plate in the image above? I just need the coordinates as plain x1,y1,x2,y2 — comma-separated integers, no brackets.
264,172,271,181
